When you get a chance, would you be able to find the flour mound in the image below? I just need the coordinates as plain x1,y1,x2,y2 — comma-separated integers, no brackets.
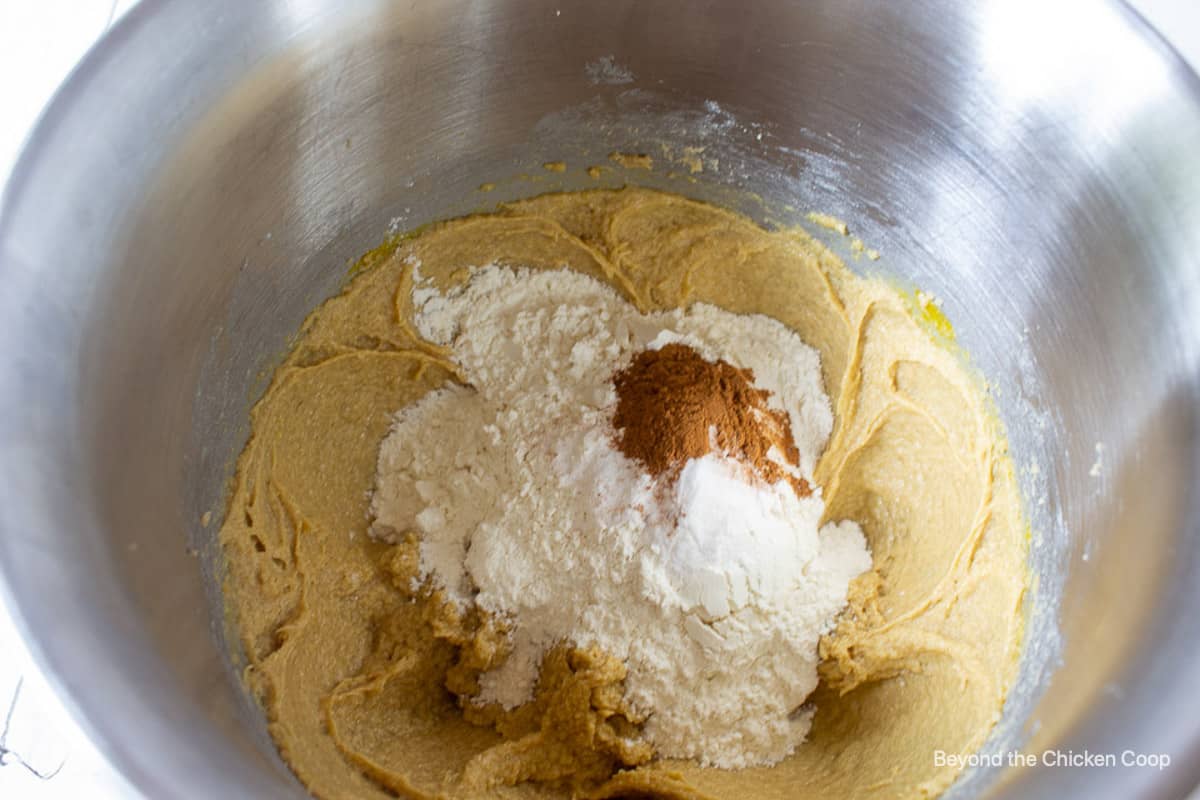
370,264,870,768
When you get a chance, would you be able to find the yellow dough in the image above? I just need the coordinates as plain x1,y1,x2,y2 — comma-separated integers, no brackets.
219,187,1028,799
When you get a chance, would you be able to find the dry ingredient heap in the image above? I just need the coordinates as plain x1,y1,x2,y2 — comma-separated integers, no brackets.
371,263,871,768
612,342,812,498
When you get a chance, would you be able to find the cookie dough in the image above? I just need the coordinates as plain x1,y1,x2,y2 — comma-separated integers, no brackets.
219,187,1028,799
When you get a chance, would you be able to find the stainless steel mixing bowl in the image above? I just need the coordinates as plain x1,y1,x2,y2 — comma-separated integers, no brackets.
2,0,1199,797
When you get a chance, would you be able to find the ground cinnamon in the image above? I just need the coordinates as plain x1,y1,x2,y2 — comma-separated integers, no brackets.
611,343,811,497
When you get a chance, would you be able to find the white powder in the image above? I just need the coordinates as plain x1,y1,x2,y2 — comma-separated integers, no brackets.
371,264,871,768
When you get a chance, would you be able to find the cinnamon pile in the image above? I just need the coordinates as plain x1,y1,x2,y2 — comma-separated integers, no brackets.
611,343,811,497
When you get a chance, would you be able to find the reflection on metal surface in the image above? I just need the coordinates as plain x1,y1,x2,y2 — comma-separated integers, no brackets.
982,0,1170,114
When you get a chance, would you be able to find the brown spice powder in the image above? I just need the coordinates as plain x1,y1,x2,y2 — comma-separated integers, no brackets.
611,343,812,497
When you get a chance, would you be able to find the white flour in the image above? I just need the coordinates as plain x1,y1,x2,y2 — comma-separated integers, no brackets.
370,264,871,768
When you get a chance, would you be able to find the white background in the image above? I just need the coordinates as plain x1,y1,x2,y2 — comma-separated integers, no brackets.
0,0,1197,796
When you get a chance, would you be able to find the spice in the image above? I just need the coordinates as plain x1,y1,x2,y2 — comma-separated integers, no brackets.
612,343,811,496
